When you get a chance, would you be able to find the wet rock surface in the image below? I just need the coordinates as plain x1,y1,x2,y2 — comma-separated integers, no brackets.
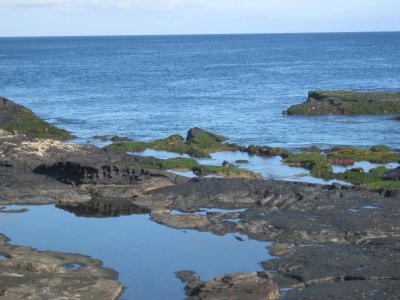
264,243,400,300
0,234,123,299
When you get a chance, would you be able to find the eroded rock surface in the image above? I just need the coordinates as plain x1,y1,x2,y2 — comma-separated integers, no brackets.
0,129,188,186
0,234,123,299
0,165,91,205
176,271,280,300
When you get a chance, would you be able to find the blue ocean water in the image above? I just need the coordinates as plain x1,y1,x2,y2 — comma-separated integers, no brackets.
0,32,399,148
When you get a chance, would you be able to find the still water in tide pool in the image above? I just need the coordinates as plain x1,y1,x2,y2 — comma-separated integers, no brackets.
0,205,272,300
0,32,399,148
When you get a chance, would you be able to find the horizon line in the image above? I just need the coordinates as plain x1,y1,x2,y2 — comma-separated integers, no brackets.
0,30,399,39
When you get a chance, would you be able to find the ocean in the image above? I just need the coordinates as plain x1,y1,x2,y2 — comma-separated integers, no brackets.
0,32,399,148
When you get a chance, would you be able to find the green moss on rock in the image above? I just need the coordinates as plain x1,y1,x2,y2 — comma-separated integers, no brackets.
284,91,400,115
235,160,249,164
0,96,75,140
335,166,394,186
284,152,334,180
105,128,237,158
328,146,400,164
363,181,400,190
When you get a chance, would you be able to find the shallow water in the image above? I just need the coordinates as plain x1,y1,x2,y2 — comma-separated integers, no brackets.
332,161,400,173
0,205,271,300
134,149,350,185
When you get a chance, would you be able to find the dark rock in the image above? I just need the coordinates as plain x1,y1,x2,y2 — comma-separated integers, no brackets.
245,145,290,157
193,165,208,177
222,160,234,167
264,243,400,300
384,166,400,180
0,165,91,205
186,127,226,143
390,115,400,121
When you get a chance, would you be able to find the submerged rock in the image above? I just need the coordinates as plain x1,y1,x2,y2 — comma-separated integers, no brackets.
284,91,400,115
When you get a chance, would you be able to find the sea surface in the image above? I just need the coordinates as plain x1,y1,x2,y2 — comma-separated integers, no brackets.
1,33,400,299
0,32,399,148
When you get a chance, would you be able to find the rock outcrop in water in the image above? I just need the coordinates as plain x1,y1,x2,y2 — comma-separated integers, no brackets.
284,91,400,115
0,96,75,140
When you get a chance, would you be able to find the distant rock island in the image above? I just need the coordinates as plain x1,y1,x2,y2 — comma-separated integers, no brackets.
284,91,400,115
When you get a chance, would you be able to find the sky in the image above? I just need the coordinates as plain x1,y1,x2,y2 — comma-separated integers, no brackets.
0,0,399,36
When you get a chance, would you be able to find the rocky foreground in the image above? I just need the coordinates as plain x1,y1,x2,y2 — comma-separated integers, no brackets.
0,127,399,299
0,97,400,299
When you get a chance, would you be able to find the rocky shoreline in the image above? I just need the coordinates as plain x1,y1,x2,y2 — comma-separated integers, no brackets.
1,97,400,299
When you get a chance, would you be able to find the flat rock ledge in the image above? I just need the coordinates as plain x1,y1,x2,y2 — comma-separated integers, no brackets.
0,234,123,299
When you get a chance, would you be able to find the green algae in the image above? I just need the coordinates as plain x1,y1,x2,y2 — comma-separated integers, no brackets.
1,105,75,140
235,160,250,164
284,152,334,180
363,181,400,190
328,146,400,164
285,91,400,115
105,128,237,158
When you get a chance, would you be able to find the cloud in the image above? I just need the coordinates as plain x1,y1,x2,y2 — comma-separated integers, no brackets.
0,0,196,12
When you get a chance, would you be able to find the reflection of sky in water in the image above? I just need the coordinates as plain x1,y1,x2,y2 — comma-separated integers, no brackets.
0,205,271,300
332,161,400,173
133,149,350,185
